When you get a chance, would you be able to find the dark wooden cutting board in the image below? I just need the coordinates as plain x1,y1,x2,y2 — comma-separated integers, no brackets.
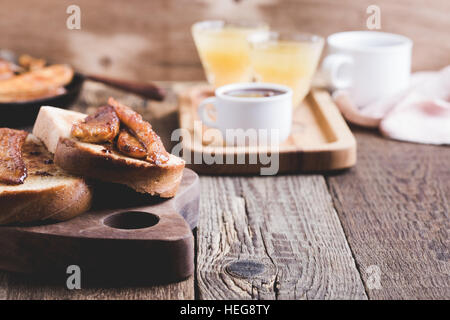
0,168,199,285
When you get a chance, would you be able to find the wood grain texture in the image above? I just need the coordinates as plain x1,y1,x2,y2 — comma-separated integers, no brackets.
0,0,448,82
196,175,367,299
2,82,449,300
327,127,450,299
178,86,356,174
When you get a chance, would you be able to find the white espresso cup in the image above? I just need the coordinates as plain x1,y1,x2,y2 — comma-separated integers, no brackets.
198,83,293,145
322,31,413,107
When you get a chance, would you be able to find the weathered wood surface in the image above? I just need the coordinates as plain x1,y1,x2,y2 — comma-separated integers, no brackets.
196,175,367,299
0,82,449,300
1,0,449,82
327,127,450,300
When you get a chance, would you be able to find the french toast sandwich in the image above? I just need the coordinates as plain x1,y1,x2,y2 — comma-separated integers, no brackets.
0,129,92,225
33,98,185,198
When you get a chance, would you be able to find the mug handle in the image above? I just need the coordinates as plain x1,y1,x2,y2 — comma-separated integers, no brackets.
197,97,218,128
322,54,354,90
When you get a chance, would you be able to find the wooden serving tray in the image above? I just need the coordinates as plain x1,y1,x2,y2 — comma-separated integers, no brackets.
178,85,356,174
0,168,199,285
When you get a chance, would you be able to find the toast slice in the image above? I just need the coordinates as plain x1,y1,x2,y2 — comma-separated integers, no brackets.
33,106,185,198
0,134,93,225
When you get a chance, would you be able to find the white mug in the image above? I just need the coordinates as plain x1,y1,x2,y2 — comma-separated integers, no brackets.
322,31,413,107
198,83,293,145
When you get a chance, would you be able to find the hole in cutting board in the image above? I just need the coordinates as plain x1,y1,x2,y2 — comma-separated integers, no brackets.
103,211,159,230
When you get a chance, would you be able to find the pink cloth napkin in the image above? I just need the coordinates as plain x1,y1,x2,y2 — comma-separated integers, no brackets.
333,66,450,145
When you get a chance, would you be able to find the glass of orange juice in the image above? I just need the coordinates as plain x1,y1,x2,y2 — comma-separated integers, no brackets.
192,20,268,88
249,31,324,106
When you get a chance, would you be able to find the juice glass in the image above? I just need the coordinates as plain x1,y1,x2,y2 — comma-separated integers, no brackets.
192,20,268,88
249,31,324,106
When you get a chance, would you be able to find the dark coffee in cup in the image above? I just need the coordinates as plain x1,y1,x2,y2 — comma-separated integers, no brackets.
224,88,285,98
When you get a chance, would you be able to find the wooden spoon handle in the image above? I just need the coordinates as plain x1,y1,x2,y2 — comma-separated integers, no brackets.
85,74,166,101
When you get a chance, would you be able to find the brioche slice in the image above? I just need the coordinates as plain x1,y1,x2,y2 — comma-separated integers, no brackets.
33,106,185,198
0,134,93,225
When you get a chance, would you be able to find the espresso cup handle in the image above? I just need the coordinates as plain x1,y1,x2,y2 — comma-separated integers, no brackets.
198,97,218,128
322,54,354,90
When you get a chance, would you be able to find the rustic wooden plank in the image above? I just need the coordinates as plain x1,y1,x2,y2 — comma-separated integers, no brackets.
196,175,367,299
0,272,194,300
327,127,450,299
1,0,448,82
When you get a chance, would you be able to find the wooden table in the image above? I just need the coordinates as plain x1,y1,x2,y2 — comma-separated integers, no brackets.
1,82,449,300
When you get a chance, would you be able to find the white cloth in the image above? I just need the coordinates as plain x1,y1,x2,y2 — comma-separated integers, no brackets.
333,66,450,145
